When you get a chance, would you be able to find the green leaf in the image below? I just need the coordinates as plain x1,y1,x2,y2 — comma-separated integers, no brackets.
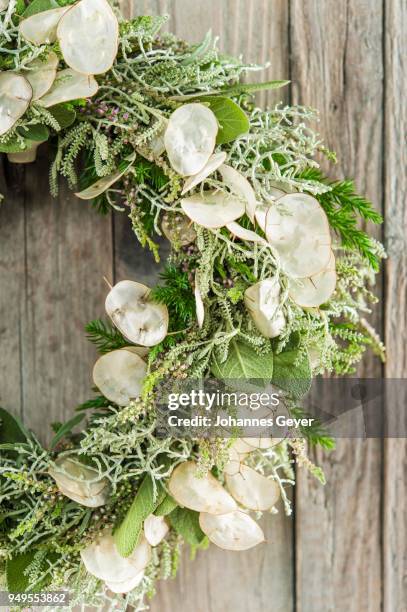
272,348,311,399
114,475,165,557
6,551,57,592
200,96,249,144
50,413,85,449
154,494,178,516
168,508,205,546
0,138,31,153
211,340,273,379
0,407,29,444
22,0,59,17
220,80,290,97
17,124,49,142
47,104,77,129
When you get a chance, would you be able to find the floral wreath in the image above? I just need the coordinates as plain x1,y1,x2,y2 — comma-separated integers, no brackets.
0,1,385,609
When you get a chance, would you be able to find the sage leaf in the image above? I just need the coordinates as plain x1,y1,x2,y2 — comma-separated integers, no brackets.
0,407,29,444
114,475,165,557
154,494,178,516
220,80,290,97
22,0,59,17
168,507,205,546
272,348,311,399
211,340,273,380
17,124,49,142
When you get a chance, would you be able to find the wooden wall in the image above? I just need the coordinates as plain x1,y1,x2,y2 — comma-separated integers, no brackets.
0,1,405,610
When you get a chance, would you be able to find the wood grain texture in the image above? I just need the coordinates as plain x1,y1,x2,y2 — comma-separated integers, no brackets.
383,0,407,610
0,148,113,443
290,1,384,611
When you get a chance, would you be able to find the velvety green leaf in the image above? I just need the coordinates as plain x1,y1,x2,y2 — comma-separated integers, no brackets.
272,348,311,399
22,0,59,17
168,508,205,546
47,104,77,129
200,96,249,144
0,138,31,153
220,80,290,97
6,551,57,592
0,407,29,444
17,124,49,142
154,494,178,516
50,413,85,449
114,475,165,557
211,340,273,380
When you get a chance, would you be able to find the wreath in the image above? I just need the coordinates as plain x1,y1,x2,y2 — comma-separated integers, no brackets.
0,1,385,609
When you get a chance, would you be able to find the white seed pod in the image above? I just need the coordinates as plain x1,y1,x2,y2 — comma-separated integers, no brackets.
0,72,32,136
219,164,257,223
38,69,98,108
161,213,196,246
164,103,218,176
19,6,69,45
244,278,286,339
181,152,227,195
289,250,337,307
106,570,145,594
22,51,58,101
254,186,286,231
75,158,134,200
226,464,280,511
226,221,268,245
265,193,331,278
199,510,265,551
0,0,9,11
93,348,147,406
105,280,169,347
81,532,150,585
181,190,245,229
144,514,169,546
57,0,119,75
194,275,204,329
49,457,109,507
168,461,237,515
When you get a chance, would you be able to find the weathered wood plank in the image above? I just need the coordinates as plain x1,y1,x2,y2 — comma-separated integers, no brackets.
115,2,294,611
290,1,384,611
383,0,407,610
0,147,113,443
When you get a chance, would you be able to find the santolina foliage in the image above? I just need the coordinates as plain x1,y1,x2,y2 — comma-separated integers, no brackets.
0,3,384,610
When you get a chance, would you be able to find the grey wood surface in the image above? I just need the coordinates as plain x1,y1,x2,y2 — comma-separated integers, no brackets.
0,1,405,611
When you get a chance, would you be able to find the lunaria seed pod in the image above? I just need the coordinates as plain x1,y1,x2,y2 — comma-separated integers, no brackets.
57,0,119,75
93,348,147,406
181,152,227,194
164,103,218,176
181,190,245,229
144,514,169,546
289,250,337,307
199,510,265,551
226,221,268,245
105,280,169,347
81,532,150,593
265,193,331,278
225,464,280,511
244,278,286,338
219,164,257,223
49,457,109,507
75,156,135,200
0,72,32,136
38,69,98,108
22,51,58,101
19,6,69,45
168,461,237,515
161,212,196,246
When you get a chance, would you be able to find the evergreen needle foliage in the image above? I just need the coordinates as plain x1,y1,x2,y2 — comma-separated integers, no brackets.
85,319,127,354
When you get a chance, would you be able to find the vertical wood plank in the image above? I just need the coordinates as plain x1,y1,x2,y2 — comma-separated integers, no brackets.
0,148,113,443
290,1,384,611
115,2,293,611
383,0,407,610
